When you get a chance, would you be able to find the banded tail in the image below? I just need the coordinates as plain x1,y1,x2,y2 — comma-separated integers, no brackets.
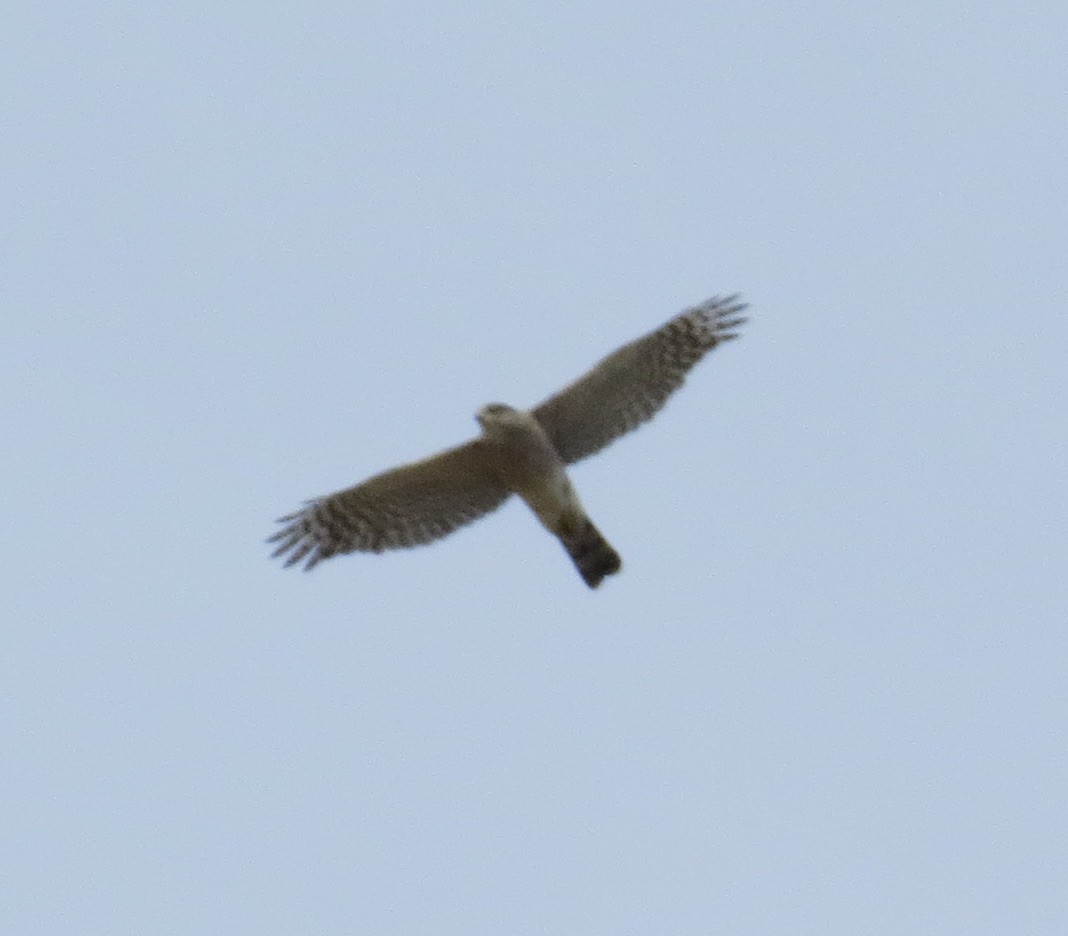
560,517,622,588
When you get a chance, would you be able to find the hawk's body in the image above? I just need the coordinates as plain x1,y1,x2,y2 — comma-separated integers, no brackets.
269,295,747,586
476,403,620,587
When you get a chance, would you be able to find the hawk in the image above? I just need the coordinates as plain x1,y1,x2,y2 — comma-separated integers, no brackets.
269,295,747,587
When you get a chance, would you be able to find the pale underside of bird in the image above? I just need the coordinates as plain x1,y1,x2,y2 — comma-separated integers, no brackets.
269,294,747,587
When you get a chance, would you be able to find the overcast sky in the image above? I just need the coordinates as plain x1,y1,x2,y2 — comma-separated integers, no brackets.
4,1,1067,933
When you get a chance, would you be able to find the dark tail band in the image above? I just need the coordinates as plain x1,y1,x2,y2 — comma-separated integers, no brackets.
562,518,622,588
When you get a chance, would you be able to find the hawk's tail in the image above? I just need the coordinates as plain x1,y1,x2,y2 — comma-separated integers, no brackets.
561,517,622,589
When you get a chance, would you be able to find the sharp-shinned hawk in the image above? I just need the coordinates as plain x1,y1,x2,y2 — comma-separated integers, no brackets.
269,295,747,587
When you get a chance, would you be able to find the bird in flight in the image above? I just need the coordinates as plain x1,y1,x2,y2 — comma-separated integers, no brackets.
269,295,747,587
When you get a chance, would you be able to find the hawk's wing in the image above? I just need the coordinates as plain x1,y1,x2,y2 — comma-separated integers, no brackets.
531,295,747,465
269,438,511,570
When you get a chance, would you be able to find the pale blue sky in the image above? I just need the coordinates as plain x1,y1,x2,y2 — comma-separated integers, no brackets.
4,2,1067,933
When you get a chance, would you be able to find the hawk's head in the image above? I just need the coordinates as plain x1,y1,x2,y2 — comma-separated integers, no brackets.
476,403,544,442
476,402,519,429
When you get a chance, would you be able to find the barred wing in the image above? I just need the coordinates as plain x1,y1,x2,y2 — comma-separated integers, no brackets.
269,438,510,570
531,295,747,465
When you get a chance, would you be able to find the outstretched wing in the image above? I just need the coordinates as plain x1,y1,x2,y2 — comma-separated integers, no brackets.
531,295,747,464
268,438,511,570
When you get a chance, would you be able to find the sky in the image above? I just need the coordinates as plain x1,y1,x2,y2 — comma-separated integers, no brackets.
3,1,1067,933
